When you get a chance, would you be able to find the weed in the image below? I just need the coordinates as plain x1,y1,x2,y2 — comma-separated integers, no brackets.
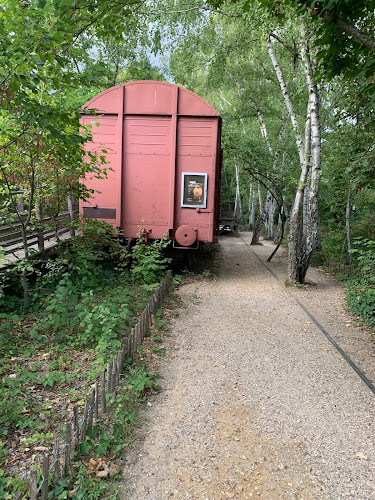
346,238,375,329
129,236,171,286
71,463,107,499
172,274,183,285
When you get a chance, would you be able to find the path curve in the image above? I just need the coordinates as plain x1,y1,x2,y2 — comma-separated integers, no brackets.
121,234,375,499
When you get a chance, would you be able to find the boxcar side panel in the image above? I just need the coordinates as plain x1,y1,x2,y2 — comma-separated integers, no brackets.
80,115,119,226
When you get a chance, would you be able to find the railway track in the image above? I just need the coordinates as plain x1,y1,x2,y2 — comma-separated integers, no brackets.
239,233,375,396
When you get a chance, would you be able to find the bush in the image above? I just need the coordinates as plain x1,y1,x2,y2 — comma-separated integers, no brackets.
129,236,171,287
345,238,375,329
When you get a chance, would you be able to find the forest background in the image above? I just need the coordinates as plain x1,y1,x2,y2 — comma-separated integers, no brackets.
0,0,374,321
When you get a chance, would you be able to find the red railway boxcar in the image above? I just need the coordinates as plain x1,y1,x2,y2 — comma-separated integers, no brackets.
80,81,221,248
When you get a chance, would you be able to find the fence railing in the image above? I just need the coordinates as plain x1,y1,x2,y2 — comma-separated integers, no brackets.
0,211,76,263
13,271,172,500
310,254,357,278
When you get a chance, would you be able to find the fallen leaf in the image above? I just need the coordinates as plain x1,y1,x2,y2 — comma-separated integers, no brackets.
34,446,49,452
96,466,109,478
108,463,121,477
6,454,22,465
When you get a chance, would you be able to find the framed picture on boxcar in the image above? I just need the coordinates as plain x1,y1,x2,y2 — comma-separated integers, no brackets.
181,173,208,208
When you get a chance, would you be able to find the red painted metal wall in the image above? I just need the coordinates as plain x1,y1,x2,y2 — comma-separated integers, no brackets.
80,81,221,246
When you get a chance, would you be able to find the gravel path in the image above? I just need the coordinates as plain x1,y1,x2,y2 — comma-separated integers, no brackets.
121,234,375,499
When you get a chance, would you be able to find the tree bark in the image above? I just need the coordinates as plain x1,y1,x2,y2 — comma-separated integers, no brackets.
248,184,255,230
292,24,322,283
346,182,352,265
267,37,305,166
234,156,244,230
320,11,375,52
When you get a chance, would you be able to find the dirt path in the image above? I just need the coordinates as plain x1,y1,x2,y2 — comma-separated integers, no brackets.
121,234,375,499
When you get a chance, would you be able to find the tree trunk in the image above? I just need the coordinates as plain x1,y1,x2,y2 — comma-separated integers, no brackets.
346,182,352,265
292,25,322,282
251,190,272,245
36,201,44,252
269,28,321,283
248,184,256,230
266,197,277,239
234,157,244,230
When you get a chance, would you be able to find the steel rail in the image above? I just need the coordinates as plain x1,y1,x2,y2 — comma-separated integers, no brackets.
239,234,375,396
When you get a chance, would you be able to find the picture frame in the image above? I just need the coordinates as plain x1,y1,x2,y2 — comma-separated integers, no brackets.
181,173,208,208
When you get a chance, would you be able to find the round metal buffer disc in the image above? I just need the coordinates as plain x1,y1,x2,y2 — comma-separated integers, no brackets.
175,225,197,246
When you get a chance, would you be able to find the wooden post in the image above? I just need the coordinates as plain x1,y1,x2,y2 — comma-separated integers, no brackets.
117,351,122,380
94,380,99,420
107,361,112,393
111,358,117,392
72,405,79,450
140,312,144,341
64,422,71,477
88,389,95,429
80,397,90,441
128,330,133,359
134,325,138,352
41,452,49,500
53,436,61,487
67,196,75,237
100,370,106,412
29,470,38,500
35,202,44,252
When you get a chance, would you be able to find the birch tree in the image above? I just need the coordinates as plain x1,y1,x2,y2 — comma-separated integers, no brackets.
267,23,322,282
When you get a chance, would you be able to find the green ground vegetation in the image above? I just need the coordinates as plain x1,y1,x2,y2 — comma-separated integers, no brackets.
0,219,171,497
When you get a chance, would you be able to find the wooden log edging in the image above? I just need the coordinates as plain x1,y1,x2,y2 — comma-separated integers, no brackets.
17,271,172,499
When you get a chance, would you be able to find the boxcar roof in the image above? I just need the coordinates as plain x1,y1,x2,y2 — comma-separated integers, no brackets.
81,80,219,117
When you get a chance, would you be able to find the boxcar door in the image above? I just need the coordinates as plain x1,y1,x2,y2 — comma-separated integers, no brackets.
121,115,172,239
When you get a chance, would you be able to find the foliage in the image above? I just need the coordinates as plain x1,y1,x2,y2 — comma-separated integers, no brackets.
66,363,160,499
339,238,375,330
129,236,171,287
207,0,375,80
0,219,170,494
71,463,108,500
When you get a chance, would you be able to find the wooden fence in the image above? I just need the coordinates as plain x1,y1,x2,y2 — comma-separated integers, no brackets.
310,255,357,278
13,271,172,500
0,211,75,263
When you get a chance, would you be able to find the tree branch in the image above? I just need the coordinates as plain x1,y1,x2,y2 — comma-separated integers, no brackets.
321,11,375,52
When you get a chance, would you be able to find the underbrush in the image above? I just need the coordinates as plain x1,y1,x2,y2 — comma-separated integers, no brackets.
344,238,375,330
0,219,171,497
317,237,375,331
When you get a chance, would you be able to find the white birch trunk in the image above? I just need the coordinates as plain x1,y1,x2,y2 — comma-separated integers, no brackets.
266,197,277,239
268,28,322,282
234,157,243,229
297,25,322,281
346,183,352,265
267,37,305,166
248,184,256,230
257,182,263,214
